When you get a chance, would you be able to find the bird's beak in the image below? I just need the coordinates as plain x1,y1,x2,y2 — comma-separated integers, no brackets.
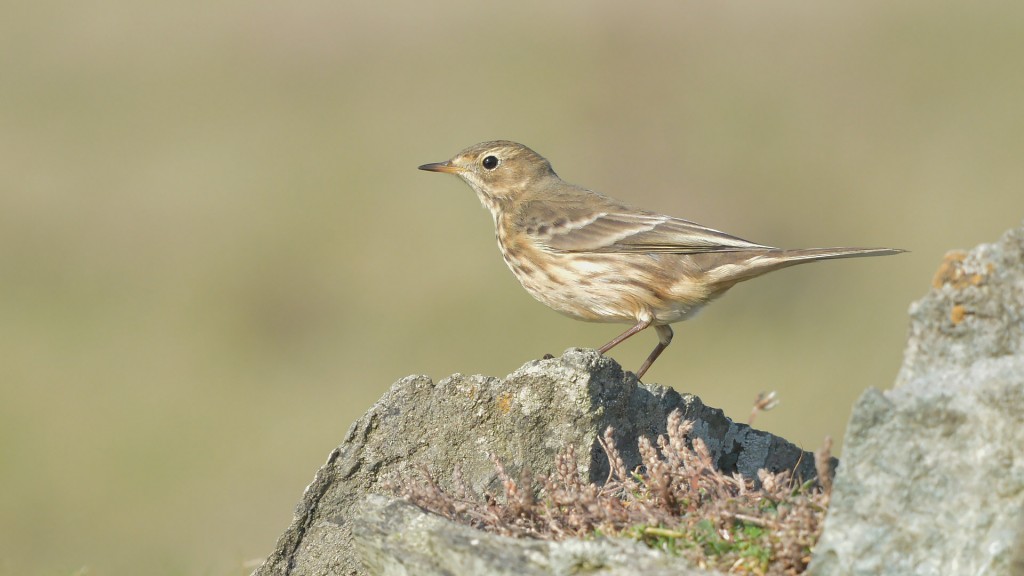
418,161,463,174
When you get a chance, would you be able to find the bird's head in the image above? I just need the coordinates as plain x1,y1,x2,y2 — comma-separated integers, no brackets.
419,141,557,211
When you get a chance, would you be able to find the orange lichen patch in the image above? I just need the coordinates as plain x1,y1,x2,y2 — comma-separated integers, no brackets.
932,250,988,289
496,392,514,414
932,251,966,288
950,304,968,325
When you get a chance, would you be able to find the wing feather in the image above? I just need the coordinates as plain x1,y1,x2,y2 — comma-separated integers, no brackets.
536,211,772,254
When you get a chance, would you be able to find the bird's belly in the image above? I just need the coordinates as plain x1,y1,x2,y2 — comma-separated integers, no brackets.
501,247,708,325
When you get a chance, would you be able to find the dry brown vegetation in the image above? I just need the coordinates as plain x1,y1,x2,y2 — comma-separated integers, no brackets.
402,409,833,575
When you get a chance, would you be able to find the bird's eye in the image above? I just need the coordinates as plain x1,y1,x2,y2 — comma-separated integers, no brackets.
482,155,499,170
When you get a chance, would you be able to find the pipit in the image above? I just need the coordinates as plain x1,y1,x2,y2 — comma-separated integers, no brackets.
419,141,903,379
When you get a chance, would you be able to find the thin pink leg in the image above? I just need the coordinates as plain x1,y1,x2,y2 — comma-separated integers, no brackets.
598,318,653,354
635,325,674,379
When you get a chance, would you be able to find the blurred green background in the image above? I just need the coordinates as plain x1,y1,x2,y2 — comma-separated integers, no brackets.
2,1,1023,574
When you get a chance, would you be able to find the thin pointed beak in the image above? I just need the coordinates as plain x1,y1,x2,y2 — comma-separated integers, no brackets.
418,161,463,174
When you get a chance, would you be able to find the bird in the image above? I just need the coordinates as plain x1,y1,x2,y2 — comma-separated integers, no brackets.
419,141,903,379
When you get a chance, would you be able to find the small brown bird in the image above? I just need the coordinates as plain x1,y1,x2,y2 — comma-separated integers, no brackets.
419,141,903,379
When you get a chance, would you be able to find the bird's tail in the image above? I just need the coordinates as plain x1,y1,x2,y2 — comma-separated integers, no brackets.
768,246,904,264
711,246,905,288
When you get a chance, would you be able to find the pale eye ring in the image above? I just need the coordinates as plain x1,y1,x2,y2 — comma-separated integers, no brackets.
482,155,499,170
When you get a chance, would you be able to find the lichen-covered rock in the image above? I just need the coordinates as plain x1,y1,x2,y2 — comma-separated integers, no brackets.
897,224,1024,385
254,349,821,576
810,222,1024,576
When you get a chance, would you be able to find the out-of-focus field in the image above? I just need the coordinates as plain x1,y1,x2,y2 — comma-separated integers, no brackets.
1,1,1022,574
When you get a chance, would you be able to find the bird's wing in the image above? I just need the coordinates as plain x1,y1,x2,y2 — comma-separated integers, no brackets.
532,209,772,254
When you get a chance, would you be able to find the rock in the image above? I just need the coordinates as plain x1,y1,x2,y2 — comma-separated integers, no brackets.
352,494,706,576
253,349,823,576
809,222,1024,576
896,225,1024,385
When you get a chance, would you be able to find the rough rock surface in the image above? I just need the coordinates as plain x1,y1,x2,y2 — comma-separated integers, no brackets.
254,349,824,576
353,494,707,576
810,222,1024,576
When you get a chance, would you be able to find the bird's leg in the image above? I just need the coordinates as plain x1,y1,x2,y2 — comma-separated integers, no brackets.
598,318,653,354
635,325,673,380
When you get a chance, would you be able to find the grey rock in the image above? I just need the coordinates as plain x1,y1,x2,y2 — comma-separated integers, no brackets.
897,223,1024,385
254,348,823,576
810,222,1024,576
352,494,707,576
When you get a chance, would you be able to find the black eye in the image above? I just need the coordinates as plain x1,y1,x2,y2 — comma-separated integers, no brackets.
482,155,499,170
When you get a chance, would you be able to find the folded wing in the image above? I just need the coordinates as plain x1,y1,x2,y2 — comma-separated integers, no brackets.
535,210,773,254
